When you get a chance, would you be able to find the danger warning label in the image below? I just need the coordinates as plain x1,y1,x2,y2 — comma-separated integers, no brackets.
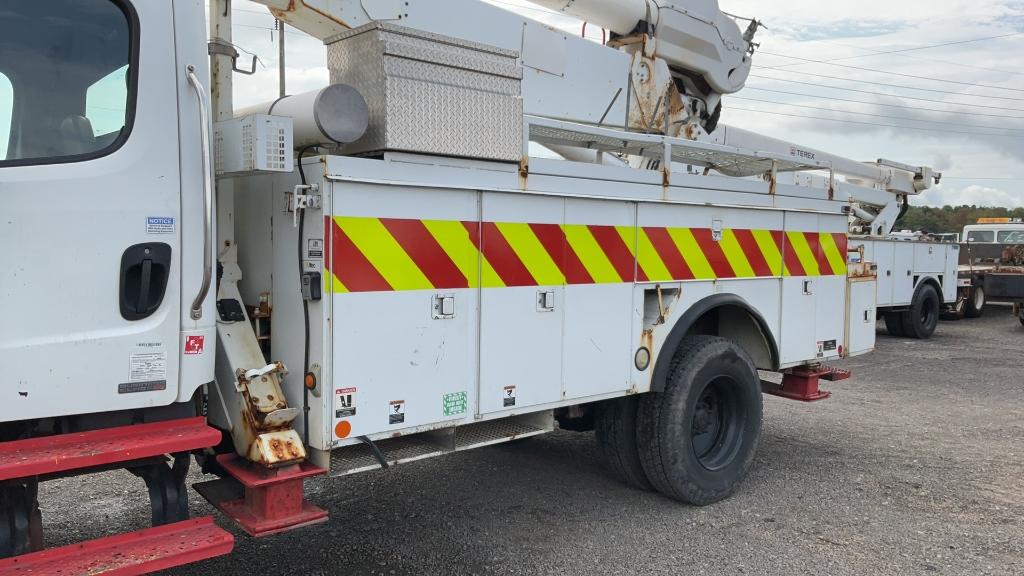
335,387,357,418
389,400,406,425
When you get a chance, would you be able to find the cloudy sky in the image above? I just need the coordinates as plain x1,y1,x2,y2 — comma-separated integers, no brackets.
223,0,1024,209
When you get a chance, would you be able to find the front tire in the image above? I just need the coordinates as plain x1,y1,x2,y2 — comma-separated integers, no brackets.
901,284,940,339
637,336,763,505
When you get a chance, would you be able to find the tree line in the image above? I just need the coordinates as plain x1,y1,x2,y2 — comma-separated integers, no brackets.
895,205,1024,234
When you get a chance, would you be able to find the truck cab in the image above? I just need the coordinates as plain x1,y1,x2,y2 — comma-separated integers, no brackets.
0,0,214,426
963,219,1024,244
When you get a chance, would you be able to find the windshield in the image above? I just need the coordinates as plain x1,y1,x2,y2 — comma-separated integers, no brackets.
0,0,134,165
997,230,1024,243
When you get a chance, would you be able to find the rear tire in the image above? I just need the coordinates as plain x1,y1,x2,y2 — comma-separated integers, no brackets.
901,284,940,339
637,336,762,505
884,312,906,337
594,396,653,491
964,285,985,319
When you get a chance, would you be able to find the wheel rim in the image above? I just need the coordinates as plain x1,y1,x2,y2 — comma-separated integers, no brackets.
974,287,985,309
690,377,744,471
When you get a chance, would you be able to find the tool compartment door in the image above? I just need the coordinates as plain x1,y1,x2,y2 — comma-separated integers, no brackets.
0,0,184,420
326,183,480,440
478,193,564,414
779,213,847,364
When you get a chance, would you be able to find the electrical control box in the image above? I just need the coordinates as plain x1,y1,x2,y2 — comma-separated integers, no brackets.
215,114,294,177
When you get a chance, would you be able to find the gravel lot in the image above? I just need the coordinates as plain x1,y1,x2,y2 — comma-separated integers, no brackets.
39,309,1024,575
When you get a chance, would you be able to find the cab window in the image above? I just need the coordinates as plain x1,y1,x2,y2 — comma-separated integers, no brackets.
997,230,1024,243
0,0,135,165
966,231,995,243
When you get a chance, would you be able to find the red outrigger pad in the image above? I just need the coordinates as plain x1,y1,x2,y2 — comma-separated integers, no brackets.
211,454,328,537
761,365,852,402
0,516,233,575
0,417,222,481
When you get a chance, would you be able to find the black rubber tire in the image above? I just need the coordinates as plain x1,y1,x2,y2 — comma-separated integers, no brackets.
964,285,985,319
884,312,906,337
901,283,940,339
636,336,762,505
594,396,653,491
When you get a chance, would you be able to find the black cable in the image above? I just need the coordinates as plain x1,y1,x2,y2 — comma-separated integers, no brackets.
357,436,389,469
297,145,316,449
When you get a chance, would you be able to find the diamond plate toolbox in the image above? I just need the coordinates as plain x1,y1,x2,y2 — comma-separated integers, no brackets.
326,22,523,162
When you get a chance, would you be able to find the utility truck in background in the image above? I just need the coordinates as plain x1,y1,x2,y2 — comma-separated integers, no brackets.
958,218,1024,325
0,0,947,572
699,128,958,340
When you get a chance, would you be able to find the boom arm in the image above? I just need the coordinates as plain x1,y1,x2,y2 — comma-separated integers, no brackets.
250,0,758,134
708,125,940,236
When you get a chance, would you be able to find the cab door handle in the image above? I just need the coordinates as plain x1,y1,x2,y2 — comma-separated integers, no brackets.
120,243,172,321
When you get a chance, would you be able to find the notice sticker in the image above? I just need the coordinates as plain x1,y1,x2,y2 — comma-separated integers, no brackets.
130,352,167,383
389,400,406,425
184,335,205,355
336,387,357,418
503,386,516,408
146,217,175,235
443,391,468,417
307,239,324,259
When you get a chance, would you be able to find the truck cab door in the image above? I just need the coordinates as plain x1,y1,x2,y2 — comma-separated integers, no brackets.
0,0,209,421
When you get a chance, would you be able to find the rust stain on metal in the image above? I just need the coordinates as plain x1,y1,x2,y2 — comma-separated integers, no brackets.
519,158,529,190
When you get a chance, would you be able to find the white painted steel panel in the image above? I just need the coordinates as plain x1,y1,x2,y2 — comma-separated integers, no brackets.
846,279,877,357
779,212,819,365
328,183,480,444
868,240,896,307
479,193,564,414
914,243,946,274
892,243,916,305
563,199,634,399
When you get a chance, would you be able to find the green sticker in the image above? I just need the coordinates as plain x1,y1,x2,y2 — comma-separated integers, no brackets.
443,391,468,416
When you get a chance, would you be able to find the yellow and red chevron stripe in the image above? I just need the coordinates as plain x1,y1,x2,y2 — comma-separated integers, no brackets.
324,216,848,293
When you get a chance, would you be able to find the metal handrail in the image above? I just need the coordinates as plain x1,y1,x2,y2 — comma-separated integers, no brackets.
186,65,214,321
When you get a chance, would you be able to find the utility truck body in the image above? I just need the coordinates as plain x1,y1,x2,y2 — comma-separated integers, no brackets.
0,0,942,572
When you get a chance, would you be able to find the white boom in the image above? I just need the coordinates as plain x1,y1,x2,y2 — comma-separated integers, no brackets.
707,125,941,237
250,0,758,134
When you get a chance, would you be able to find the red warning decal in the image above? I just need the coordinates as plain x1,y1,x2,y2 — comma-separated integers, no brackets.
184,335,205,355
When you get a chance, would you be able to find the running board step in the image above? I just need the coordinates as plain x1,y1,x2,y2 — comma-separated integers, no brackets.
328,413,553,477
0,417,222,481
0,516,233,575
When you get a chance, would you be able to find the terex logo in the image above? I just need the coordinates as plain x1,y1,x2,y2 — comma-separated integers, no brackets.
790,147,816,161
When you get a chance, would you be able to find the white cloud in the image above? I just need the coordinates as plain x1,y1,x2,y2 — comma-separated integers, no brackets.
919,184,1024,208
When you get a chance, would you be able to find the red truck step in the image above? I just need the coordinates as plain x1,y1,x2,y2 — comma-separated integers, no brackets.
0,516,233,575
0,417,222,481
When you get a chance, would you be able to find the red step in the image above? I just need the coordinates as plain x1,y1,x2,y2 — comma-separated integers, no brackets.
0,418,221,481
0,516,233,575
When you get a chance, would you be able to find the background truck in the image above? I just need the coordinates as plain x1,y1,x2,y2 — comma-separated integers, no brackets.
0,0,939,572
957,219,1024,324
697,128,957,340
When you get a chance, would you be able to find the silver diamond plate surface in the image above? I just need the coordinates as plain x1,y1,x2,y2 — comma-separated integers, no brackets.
327,22,523,162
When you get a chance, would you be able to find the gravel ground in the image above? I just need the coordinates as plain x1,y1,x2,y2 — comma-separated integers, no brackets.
38,309,1024,575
